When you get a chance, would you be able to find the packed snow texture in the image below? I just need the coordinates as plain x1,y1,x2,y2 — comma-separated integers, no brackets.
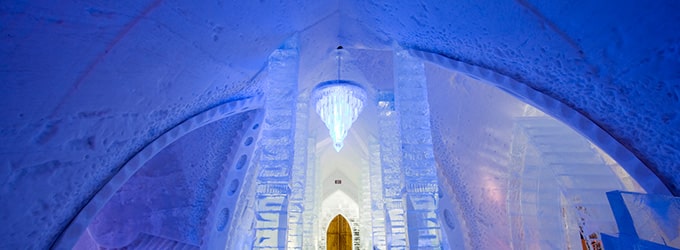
0,0,678,248
348,0,680,193
79,113,249,248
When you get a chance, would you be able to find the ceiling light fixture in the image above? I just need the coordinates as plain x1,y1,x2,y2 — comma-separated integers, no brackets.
311,47,367,152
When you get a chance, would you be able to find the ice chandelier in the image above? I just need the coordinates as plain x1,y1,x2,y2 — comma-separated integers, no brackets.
311,47,367,152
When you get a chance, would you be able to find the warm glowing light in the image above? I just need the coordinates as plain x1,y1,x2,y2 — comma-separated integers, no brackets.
312,80,366,152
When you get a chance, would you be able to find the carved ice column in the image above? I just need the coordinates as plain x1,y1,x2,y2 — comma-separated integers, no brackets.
301,136,317,249
377,91,409,249
286,93,310,249
253,39,299,249
359,156,374,249
369,141,387,249
394,49,442,249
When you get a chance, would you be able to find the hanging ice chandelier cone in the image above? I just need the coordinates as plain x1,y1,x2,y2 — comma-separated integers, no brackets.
311,47,367,152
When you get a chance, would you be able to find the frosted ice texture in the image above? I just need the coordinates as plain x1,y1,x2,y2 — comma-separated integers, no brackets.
602,191,680,248
394,50,443,248
369,141,387,248
511,116,629,249
301,137,317,249
253,42,299,249
377,91,409,248
286,94,310,249
358,148,374,249
312,81,367,152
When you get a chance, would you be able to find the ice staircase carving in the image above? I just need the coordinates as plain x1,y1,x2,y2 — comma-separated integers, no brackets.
512,116,627,248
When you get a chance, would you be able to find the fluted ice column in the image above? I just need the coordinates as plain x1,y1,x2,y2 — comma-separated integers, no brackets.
253,39,299,249
286,93,309,249
377,91,409,249
394,49,443,249
359,156,374,249
369,141,387,249
301,136,317,249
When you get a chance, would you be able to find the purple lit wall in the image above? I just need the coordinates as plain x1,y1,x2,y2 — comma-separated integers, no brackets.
1,1,678,249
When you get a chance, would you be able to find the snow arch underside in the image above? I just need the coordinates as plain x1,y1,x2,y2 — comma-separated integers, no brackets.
410,49,670,196
51,96,264,249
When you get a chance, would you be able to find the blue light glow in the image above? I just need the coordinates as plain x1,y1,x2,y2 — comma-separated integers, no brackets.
312,80,367,152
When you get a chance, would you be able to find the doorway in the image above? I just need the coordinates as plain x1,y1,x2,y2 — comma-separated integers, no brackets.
326,214,352,250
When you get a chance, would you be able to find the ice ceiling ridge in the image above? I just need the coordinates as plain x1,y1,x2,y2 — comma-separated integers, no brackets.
51,96,264,249
408,49,671,196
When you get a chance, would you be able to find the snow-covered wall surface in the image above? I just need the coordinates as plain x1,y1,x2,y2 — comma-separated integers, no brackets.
348,0,680,193
0,0,678,248
86,113,248,248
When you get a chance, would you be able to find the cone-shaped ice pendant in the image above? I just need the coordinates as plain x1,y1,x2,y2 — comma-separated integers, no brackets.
312,80,367,152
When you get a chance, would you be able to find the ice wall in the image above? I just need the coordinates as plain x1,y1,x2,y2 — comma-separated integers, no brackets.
1,0,679,248
426,63,653,248
82,113,248,248
0,1,335,248
348,0,680,194
602,191,680,248
428,68,524,249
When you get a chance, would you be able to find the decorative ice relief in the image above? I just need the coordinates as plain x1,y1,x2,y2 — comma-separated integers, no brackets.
311,80,367,152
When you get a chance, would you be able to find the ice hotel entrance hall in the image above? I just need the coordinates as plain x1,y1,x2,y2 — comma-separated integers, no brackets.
203,40,665,249
9,2,674,249
66,39,675,250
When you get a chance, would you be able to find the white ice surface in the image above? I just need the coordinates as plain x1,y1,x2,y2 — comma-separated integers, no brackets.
1,1,678,248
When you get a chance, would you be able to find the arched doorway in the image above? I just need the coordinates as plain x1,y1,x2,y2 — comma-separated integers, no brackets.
326,214,352,250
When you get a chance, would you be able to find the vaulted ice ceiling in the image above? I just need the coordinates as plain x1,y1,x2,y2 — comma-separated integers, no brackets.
1,1,679,249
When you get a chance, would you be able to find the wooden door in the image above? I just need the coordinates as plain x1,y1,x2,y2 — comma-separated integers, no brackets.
326,214,352,250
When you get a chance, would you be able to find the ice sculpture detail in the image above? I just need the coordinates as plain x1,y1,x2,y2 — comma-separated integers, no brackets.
311,80,366,152
394,49,443,248
253,39,299,249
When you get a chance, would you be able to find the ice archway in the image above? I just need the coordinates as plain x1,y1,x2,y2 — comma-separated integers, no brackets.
1,1,679,249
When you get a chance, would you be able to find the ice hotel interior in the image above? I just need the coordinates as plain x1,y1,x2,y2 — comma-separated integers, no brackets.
1,1,679,249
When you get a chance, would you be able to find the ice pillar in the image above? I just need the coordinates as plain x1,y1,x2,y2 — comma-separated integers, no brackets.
253,39,299,249
369,141,387,248
286,93,310,249
359,154,374,249
377,91,408,249
394,49,443,248
301,136,317,249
